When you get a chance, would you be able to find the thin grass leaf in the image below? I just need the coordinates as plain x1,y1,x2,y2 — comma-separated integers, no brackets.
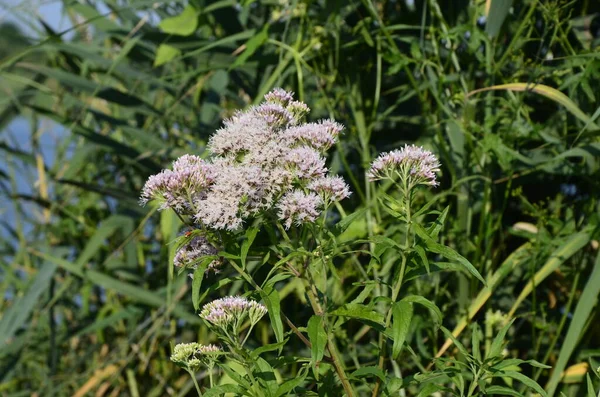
508,228,592,318
545,250,600,396
467,83,599,129
0,261,57,346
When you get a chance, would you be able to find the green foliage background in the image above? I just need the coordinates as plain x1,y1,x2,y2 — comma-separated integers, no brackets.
0,0,599,395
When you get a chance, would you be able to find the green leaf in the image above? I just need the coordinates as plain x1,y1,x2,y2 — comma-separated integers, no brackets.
202,384,244,397
417,383,454,397
330,303,384,325
400,295,443,325
546,249,600,396
488,319,515,360
261,284,284,344
154,44,181,67
307,315,327,379
440,327,470,360
494,371,547,397
250,339,288,359
413,245,430,274
467,83,599,129
191,258,212,311
75,215,132,268
436,242,532,359
350,366,386,382
335,207,367,236
485,0,513,37
158,5,198,36
255,357,277,397
391,301,413,359
275,367,308,397
484,385,523,396
426,205,449,239
508,228,592,318
413,223,485,285
30,250,200,324
230,24,270,70
471,323,482,363
586,374,595,397
0,260,57,346
241,226,259,268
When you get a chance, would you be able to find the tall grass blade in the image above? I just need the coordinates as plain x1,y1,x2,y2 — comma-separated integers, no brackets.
545,250,600,396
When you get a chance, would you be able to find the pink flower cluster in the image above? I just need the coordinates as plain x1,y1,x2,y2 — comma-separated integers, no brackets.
368,144,441,188
173,235,221,273
200,296,267,329
140,89,351,230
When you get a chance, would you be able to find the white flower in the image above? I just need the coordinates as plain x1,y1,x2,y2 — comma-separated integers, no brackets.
171,342,222,371
368,144,440,187
308,176,351,203
277,190,323,229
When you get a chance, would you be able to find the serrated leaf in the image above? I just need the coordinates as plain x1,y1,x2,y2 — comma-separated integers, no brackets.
158,5,198,36
391,301,413,359
493,371,547,397
255,357,277,397
261,285,284,344
440,326,470,360
350,366,386,381
413,223,485,285
400,295,442,325
191,258,212,311
471,323,482,362
241,226,259,268
307,315,327,379
488,318,515,360
484,385,522,396
417,383,453,397
413,245,430,273
427,205,449,239
202,384,244,397
250,339,288,359
335,207,367,236
275,368,308,396
330,303,384,325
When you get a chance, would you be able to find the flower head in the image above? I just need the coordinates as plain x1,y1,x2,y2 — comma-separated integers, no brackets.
140,88,351,232
308,176,351,204
285,147,327,180
140,155,213,214
174,234,221,273
277,190,323,229
255,103,294,129
200,296,267,333
170,342,222,371
264,87,294,106
368,144,440,188
284,120,343,151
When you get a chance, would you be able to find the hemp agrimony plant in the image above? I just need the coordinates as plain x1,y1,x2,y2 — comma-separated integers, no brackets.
140,89,546,396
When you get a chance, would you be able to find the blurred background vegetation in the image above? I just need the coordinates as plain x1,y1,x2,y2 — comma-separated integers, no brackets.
0,0,599,395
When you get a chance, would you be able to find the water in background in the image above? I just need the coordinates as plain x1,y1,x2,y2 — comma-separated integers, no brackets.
0,116,69,243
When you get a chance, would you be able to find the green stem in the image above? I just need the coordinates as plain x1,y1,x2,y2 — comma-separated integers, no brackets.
466,368,482,397
496,1,537,71
241,323,255,347
187,369,203,397
372,190,412,397
304,285,357,397
227,259,315,353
